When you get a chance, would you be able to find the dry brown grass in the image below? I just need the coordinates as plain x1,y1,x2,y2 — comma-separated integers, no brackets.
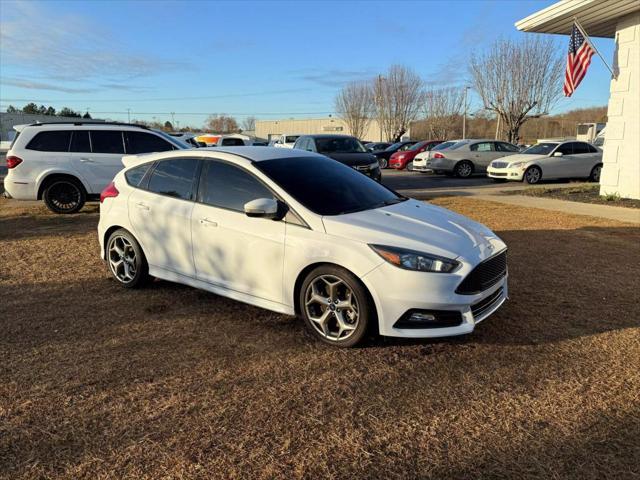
1,197,639,479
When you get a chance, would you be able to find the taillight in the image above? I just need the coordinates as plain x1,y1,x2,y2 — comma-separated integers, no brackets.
100,182,119,203
433,152,445,159
6,156,23,169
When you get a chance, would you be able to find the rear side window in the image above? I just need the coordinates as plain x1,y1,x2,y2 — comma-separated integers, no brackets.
70,131,91,153
198,160,274,211
147,158,199,200
588,144,599,153
470,142,493,152
572,142,590,154
126,131,174,154
125,163,153,187
90,131,124,154
26,131,71,152
556,143,574,155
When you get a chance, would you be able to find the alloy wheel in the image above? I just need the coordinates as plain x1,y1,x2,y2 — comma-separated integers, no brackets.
48,181,81,212
456,162,473,177
108,235,138,284
525,167,541,184
304,274,359,342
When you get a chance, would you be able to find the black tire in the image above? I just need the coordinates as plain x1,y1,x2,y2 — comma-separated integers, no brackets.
106,228,149,288
299,265,374,348
590,164,602,182
454,160,474,178
523,166,542,184
406,161,414,171
379,157,388,169
43,178,86,214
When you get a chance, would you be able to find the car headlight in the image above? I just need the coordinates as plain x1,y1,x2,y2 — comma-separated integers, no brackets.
369,161,380,170
370,244,460,273
509,162,525,168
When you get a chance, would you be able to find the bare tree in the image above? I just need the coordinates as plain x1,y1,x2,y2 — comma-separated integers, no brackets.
206,114,240,133
373,65,425,142
334,81,374,140
470,37,564,143
422,87,465,139
242,116,256,133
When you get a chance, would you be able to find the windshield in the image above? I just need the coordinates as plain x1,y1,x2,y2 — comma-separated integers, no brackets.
384,142,403,152
522,143,558,155
255,156,405,216
315,137,366,154
408,141,428,151
433,141,455,151
152,129,190,149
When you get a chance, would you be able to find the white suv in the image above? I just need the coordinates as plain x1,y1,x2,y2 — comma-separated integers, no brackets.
3,122,188,213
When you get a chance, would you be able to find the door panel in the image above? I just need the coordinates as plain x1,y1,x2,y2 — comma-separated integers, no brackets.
191,204,286,302
69,130,125,193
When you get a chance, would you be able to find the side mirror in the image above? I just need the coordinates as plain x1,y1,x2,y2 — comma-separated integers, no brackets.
553,151,563,157
244,198,279,219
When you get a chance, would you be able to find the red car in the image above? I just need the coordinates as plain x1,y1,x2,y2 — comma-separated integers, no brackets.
388,140,443,170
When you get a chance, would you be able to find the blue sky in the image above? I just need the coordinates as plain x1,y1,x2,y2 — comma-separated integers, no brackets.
0,0,614,128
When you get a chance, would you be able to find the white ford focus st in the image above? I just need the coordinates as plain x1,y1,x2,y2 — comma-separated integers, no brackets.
98,147,508,347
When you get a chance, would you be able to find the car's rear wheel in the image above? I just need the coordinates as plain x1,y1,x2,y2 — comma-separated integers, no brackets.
454,160,474,178
300,265,373,347
379,158,388,169
43,178,86,214
590,164,602,182
107,229,149,288
524,166,542,184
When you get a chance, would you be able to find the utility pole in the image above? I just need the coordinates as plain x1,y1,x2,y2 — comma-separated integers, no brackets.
171,112,175,128
126,108,131,123
462,86,470,139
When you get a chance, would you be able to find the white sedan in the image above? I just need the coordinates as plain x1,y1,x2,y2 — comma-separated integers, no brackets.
487,140,602,184
98,147,508,347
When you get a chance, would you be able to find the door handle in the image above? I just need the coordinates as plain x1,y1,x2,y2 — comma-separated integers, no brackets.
199,218,218,227
135,202,150,211
79,157,93,163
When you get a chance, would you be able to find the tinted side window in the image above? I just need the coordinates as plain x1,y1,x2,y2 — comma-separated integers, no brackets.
199,161,274,211
572,142,590,154
70,131,91,153
221,138,245,146
126,131,174,154
147,158,199,200
26,131,71,152
471,142,493,152
91,131,124,154
588,144,599,153
556,143,574,155
125,163,153,187
496,142,519,152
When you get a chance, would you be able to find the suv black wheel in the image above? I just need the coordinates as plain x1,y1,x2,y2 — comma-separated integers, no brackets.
454,160,474,178
43,178,86,214
106,229,149,288
299,265,374,347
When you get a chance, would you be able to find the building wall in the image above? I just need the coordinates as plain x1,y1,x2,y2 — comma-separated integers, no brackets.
255,117,387,143
600,12,640,199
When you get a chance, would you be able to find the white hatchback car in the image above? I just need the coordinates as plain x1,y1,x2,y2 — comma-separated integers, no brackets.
98,147,508,347
3,122,187,213
487,140,603,184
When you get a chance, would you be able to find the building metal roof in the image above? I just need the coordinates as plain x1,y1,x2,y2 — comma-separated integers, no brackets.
516,0,640,38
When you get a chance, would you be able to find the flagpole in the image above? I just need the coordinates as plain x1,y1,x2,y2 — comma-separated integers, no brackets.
573,17,614,77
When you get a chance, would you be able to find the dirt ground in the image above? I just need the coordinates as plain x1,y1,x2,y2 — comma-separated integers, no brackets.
1,197,639,480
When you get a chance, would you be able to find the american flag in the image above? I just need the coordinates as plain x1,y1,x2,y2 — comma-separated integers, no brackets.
564,23,595,97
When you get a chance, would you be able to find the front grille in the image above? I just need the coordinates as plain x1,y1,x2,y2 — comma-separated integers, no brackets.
471,287,504,319
492,161,509,168
353,165,370,172
456,250,507,294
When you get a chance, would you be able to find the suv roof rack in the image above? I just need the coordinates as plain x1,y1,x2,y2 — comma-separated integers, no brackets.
28,121,150,130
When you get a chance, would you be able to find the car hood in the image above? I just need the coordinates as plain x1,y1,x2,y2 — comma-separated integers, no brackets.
322,199,505,264
496,153,546,164
322,152,377,166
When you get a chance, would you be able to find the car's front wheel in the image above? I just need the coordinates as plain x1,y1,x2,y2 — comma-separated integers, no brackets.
524,166,542,184
406,161,415,171
299,265,373,347
43,178,86,214
106,229,149,288
378,158,388,169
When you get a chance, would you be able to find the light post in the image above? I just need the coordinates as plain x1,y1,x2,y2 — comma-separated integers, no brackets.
462,86,470,139
127,108,131,123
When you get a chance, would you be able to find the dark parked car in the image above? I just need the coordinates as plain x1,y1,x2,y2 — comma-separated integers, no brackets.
364,142,392,152
293,134,382,182
372,141,418,169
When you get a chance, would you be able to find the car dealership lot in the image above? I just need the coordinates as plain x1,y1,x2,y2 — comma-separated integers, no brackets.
1,196,638,479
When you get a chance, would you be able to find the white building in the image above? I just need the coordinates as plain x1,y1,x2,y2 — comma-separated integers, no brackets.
516,0,640,199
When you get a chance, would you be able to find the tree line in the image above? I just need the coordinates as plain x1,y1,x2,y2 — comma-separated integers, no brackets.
5,103,91,119
336,36,570,144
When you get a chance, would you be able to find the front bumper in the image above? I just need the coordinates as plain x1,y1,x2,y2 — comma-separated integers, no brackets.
362,261,508,338
487,166,523,181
